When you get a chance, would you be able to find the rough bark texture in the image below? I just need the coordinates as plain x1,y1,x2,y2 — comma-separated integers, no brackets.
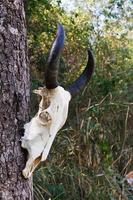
0,0,33,199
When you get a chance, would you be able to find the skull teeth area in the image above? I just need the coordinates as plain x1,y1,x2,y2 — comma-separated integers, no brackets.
22,155,42,178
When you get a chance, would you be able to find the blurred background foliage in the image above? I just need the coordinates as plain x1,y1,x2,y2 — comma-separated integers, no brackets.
25,0,133,199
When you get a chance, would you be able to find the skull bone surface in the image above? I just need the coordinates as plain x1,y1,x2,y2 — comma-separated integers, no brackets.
21,24,95,178
21,86,71,178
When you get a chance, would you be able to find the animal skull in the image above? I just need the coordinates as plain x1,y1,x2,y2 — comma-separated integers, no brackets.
21,86,71,178
21,24,95,178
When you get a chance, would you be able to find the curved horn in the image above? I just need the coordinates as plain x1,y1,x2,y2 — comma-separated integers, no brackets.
45,24,65,89
67,49,95,96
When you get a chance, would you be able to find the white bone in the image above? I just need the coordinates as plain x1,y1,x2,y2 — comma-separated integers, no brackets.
21,86,71,178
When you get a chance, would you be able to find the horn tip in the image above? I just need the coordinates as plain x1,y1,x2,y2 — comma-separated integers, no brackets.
87,49,95,65
57,23,65,39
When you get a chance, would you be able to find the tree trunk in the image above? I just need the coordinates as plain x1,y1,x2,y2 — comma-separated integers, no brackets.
0,0,33,199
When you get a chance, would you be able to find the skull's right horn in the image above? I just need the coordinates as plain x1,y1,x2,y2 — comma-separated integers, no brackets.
67,49,95,96
45,24,65,89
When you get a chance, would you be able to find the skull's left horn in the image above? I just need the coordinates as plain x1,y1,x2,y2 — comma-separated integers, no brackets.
67,49,95,96
45,24,65,89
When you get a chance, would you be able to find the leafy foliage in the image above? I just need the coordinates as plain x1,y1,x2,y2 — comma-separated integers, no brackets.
26,0,133,199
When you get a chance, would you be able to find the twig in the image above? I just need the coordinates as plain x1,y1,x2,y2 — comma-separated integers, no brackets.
86,93,110,111
111,106,130,166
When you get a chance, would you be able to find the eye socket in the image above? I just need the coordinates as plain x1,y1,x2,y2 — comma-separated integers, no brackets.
39,111,52,125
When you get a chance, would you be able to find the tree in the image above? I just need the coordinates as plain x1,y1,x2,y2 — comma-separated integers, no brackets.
0,1,33,199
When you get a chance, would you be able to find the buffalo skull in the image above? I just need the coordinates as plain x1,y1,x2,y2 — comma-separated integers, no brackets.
21,24,95,178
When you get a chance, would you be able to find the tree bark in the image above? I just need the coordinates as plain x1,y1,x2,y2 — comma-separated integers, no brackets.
0,0,33,199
